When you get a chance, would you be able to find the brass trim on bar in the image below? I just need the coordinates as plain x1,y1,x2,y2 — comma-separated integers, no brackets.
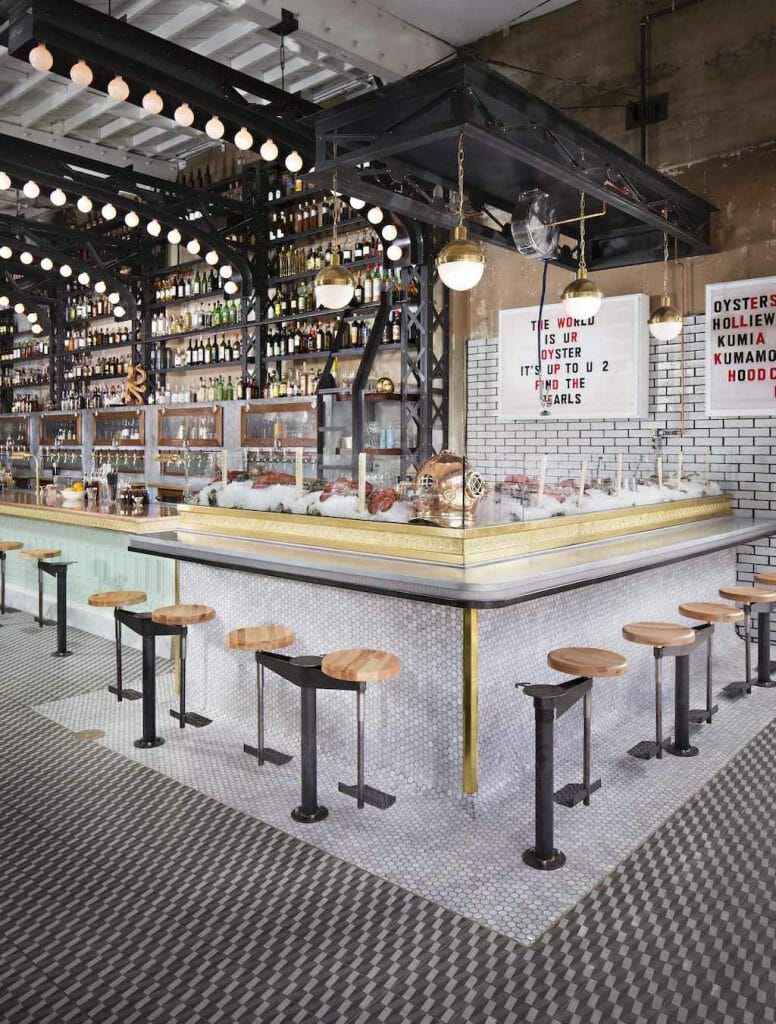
462,607,479,795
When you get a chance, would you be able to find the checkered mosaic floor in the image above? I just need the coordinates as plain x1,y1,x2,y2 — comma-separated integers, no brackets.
2,609,776,1022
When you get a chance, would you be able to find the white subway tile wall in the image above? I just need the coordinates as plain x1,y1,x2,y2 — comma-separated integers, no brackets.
467,315,776,585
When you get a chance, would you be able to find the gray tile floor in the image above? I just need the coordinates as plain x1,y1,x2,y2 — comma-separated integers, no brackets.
2,609,776,1022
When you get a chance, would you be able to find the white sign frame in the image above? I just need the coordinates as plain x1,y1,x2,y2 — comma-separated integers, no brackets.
497,293,650,421
705,275,776,418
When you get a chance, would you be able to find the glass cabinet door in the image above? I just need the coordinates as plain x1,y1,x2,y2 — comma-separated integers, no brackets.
93,409,145,447
241,400,317,448
0,415,30,449
40,413,81,446
157,405,223,447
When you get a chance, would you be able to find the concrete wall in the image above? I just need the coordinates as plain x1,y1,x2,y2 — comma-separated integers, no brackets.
462,0,776,339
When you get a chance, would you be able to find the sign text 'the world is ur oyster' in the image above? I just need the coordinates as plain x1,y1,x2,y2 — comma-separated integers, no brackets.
705,276,776,416
498,293,649,420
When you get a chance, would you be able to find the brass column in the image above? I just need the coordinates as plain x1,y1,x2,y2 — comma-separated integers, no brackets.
462,607,479,794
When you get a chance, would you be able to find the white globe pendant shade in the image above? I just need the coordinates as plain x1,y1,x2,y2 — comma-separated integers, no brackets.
40,257,54,270
314,263,356,310
113,305,126,319
648,296,683,340
205,250,219,266
436,226,486,292
49,187,67,206
174,103,195,127
234,127,253,151
367,206,384,225
143,90,163,115
0,172,11,191
124,210,140,228
23,180,40,199
101,202,117,220
14,303,25,314
70,60,93,87
0,246,11,259
20,251,33,265
108,292,120,305
77,195,93,213
260,138,278,161
31,322,43,335
27,311,38,323
107,75,130,102
219,264,233,279
78,271,90,286
381,223,398,241
147,219,162,237
386,244,403,262
94,281,107,294
285,150,303,173
29,42,53,72
560,268,603,318
223,280,239,295
349,197,366,210
0,296,8,306
59,264,72,278
167,228,182,245
205,116,224,140
186,239,201,255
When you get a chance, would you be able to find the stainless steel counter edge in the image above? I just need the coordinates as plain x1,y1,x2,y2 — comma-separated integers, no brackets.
127,516,776,609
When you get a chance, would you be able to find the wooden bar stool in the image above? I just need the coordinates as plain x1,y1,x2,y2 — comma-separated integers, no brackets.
679,602,744,723
225,625,294,767
0,540,23,620
321,648,400,812
622,622,702,759
151,604,216,729
752,571,776,687
20,547,73,656
88,590,147,702
718,584,776,696
521,647,628,872
20,547,61,628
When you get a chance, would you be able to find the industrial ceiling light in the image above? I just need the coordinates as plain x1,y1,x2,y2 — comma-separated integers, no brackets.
205,115,224,140
49,187,67,207
234,127,253,151
648,220,683,341
147,219,161,237
436,134,486,292
101,202,117,220
205,249,219,265
315,165,355,310
94,280,106,293
124,210,139,228
20,251,33,265
367,206,384,225
143,89,163,115
560,191,603,317
31,322,44,334
260,138,278,161
40,256,53,270
174,102,195,127
59,263,72,277
167,227,182,245
219,264,233,279
14,302,25,314
107,75,130,102
349,197,365,210
22,180,40,199
0,172,10,191
77,271,90,285
29,42,53,72
186,239,201,255
70,59,93,87
77,195,92,213
223,280,239,295
0,246,12,259
285,150,303,173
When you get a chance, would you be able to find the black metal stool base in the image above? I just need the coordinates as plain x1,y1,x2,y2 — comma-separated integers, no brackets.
522,847,566,871
688,704,719,723
665,741,699,757
627,739,669,760
338,781,396,810
243,742,292,766
170,709,212,728
51,650,73,658
134,737,165,749
720,681,751,699
554,778,601,808
109,685,142,700
291,804,328,824
0,605,22,615
34,616,56,627
752,678,776,689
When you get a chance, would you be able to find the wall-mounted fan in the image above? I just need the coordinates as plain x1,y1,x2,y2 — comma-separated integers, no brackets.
510,191,560,260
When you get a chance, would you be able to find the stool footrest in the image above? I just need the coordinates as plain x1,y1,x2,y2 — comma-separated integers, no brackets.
0,606,22,615
720,680,751,699
337,781,396,810
34,616,56,627
752,678,776,688
51,650,73,658
689,705,718,723
627,738,669,761
665,740,699,757
554,778,601,808
243,742,292,766
291,804,328,824
169,709,212,728
134,737,165,749
522,848,566,871
109,685,142,701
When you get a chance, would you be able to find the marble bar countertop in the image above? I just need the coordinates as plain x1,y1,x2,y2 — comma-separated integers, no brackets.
0,489,180,534
128,514,776,609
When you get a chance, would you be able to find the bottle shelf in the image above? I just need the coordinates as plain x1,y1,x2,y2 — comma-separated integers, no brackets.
64,340,135,356
62,372,126,385
150,324,245,344
268,217,367,248
149,359,246,376
265,187,323,208
2,354,49,365
262,341,402,363
149,289,228,310
258,302,382,328
267,257,374,288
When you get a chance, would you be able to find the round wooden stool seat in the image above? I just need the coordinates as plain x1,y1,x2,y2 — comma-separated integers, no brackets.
622,621,695,648
754,571,776,587
226,625,294,652
718,584,776,605
151,603,215,626
88,590,147,609
0,541,23,552
547,646,628,678
322,648,400,683
20,548,61,560
679,601,744,624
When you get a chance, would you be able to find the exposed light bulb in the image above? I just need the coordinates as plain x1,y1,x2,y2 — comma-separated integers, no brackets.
77,195,92,213
70,59,93,87
0,296,8,307
205,250,219,266
186,239,201,255
147,219,162,237
0,246,12,259
40,257,54,271
349,197,366,210
205,115,224,140
77,271,90,286
381,224,398,241
108,291,120,305
107,75,130,102
219,264,233,279
0,172,11,191
386,244,403,261
31,322,43,335
59,263,72,278
285,150,303,173
94,280,107,294
224,280,239,295
142,89,163,115
27,311,38,323
174,102,195,127
113,305,126,319
234,126,253,151
22,180,40,199
101,202,117,220
167,227,182,245
259,138,278,161
29,42,53,72
14,302,25,314
49,187,67,207
124,210,139,228
367,206,384,225
20,251,33,265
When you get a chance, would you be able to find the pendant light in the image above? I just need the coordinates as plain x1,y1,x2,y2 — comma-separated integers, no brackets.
20,251,33,265
314,163,355,310
648,219,683,341
560,191,603,317
205,116,224,140
0,172,10,191
186,239,201,255
436,134,486,292
101,202,117,220
167,227,182,245
260,138,278,161
285,150,303,173
0,246,10,259
146,219,161,237
234,127,253,151
27,311,38,323
40,256,53,271
143,89,163,115
77,195,92,213
22,180,40,199
29,42,53,72
31,322,43,335
70,60,93,87
108,75,130,102
124,210,139,228
49,187,67,207
78,271,90,286
174,103,195,127
14,303,25,314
